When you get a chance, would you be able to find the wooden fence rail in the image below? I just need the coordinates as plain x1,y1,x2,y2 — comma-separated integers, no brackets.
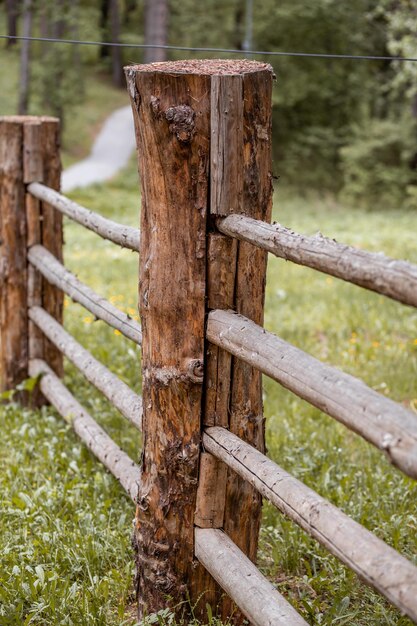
218,214,417,308
203,427,417,622
28,245,142,344
29,359,140,501
1,58,417,626
28,182,140,251
207,309,417,479
29,306,142,430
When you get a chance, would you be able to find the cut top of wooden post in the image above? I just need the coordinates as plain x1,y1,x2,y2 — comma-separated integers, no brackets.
125,59,273,75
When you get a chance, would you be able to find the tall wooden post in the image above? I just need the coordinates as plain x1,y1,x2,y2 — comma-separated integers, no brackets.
126,60,273,622
0,116,63,399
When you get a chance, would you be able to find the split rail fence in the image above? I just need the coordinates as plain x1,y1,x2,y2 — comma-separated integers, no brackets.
1,59,417,625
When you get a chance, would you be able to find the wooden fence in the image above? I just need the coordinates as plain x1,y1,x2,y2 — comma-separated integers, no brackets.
1,59,417,625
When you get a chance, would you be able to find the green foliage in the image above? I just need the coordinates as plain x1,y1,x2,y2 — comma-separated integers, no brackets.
340,117,417,208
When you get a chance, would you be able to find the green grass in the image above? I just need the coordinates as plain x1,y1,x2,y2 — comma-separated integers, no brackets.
1,158,417,624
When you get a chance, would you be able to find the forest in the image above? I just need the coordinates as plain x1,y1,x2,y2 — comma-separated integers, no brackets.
2,0,417,207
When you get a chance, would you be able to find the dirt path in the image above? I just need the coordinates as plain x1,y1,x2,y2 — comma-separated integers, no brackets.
61,106,136,192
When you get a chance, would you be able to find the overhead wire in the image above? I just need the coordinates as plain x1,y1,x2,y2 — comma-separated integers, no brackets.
1,34,417,63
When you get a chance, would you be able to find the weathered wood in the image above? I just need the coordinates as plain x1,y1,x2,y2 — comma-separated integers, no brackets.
203,427,417,623
25,122,44,406
0,119,27,393
195,528,308,626
28,182,140,252
29,359,140,501
193,233,237,612
194,452,228,528
220,67,273,624
207,309,417,479
29,306,142,430
210,76,243,216
126,60,210,619
126,59,273,621
35,118,63,378
28,245,142,345
218,214,417,309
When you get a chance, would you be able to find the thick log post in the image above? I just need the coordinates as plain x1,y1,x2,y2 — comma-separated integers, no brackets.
0,116,63,399
126,60,273,622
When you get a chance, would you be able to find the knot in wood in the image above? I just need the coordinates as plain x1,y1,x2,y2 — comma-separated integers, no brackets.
186,358,204,383
165,105,195,143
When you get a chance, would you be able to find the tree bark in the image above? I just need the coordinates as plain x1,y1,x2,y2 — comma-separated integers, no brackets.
126,59,273,623
0,116,62,400
144,0,168,63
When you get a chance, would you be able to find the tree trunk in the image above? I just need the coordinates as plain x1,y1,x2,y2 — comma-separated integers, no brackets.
6,0,19,47
17,0,32,115
110,0,123,87
144,0,168,63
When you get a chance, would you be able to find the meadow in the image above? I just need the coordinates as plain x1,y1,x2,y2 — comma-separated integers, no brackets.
1,40,417,623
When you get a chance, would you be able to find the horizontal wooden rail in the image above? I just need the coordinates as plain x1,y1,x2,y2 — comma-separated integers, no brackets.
207,309,417,479
195,528,307,626
29,359,140,501
29,306,142,431
28,182,140,252
203,427,417,622
218,215,417,308
28,245,142,345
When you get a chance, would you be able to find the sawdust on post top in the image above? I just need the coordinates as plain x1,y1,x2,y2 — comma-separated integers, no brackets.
126,59,273,75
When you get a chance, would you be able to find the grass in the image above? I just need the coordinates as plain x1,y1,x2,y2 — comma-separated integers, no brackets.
1,159,417,623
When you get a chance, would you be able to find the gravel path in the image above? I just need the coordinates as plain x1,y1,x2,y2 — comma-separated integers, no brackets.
61,106,136,192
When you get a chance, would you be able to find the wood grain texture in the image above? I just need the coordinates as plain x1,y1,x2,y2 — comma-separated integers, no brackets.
195,528,308,626
35,119,63,377
220,68,273,623
0,119,27,393
218,214,417,309
25,122,44,406
126,64,210,618
203,427,417,623
210,76,243,216
207,309,417,480
29,359,140,502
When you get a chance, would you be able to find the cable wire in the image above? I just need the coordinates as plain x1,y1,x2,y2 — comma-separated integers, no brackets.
1,34,417,63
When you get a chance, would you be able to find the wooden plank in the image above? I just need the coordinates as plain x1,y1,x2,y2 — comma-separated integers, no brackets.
193,233,237,612
38,118,63,378
28,182,140,252
29,359,140,502
203,426,417,623
207,309,417,479
29,306,142,430
24,122,44,406
194,452,227,528
126,61,210,618
195,528,308,626
220,68,273,623
28,244,142,345
210,75,243,216
218,214,417,309
0,118,28,394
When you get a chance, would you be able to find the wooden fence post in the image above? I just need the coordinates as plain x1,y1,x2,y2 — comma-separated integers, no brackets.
126,60,273,622
0,116,63,400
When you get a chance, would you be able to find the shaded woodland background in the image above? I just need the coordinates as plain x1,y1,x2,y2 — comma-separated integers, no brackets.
2,0,417,207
